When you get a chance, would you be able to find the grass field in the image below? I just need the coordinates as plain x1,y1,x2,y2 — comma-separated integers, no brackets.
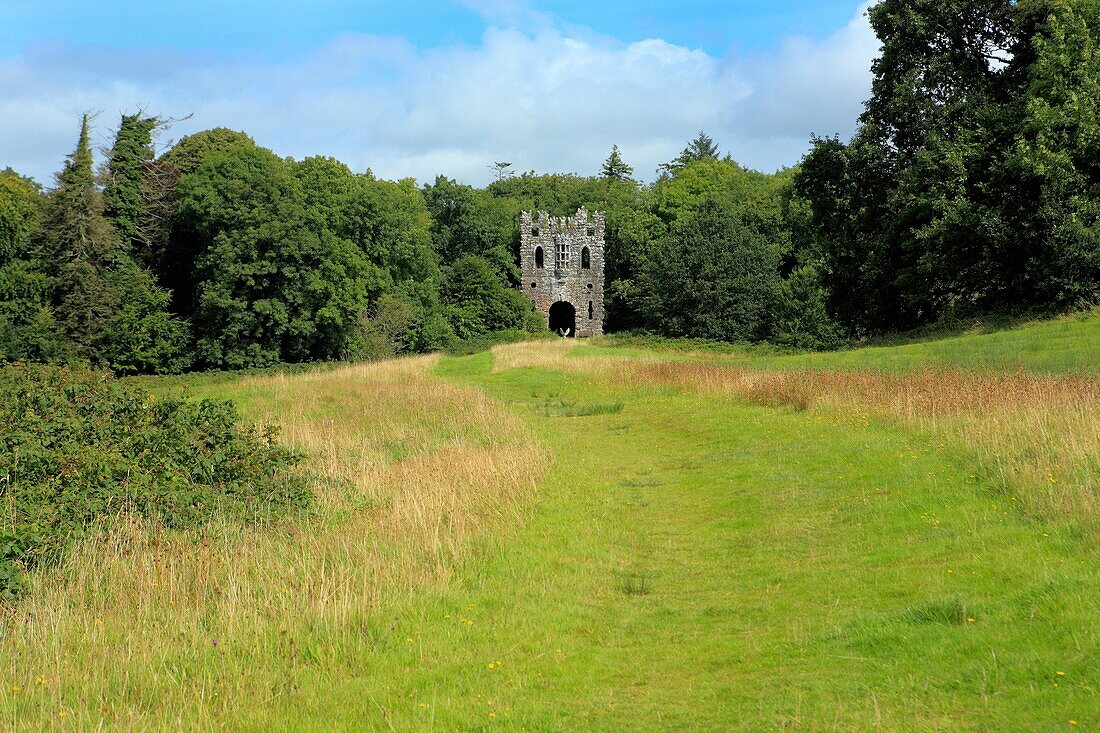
2,313,1098,730
593,308,1100,375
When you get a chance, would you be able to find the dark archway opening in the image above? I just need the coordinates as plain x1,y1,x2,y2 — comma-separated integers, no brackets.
535,246,544,269
548,301,576,337
581,246,591,269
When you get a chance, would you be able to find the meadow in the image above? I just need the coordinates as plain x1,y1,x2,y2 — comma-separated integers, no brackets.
1,311,1098,730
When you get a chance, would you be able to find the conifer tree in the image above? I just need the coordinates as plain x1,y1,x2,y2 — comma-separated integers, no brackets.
40,115,189,373
41,114,121,349
103,113,158,246
600,145,634,181
674,131,719,169
659,131,721,175
679,131,720,163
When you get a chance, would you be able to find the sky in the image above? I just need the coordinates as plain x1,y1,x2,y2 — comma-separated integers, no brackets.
0,0,879,186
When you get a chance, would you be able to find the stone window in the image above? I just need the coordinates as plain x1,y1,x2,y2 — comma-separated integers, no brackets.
587,227,595,237
532,228,540,237
581,246,591,269
557,238,569,267
588,300,594,319
531,282,537,288
535,246,544,269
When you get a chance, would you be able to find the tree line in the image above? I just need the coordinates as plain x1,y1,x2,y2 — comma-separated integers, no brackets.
1,0,1097,374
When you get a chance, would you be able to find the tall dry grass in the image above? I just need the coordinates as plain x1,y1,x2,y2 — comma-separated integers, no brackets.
494,340,1100,527
0,356,544,729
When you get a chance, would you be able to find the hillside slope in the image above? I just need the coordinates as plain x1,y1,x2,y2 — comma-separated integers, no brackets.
2,316,1096,730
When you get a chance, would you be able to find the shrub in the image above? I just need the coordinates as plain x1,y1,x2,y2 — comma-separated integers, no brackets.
0,364,310,599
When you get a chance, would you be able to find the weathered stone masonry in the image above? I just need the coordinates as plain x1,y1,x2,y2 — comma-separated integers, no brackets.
519,208,605,337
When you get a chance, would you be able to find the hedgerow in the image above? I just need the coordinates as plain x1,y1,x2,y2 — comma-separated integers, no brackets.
0,364,309,598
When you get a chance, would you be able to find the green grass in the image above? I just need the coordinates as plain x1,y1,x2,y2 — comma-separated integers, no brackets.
592,307,1100,374
3,313,1099,730
390,352,1094,730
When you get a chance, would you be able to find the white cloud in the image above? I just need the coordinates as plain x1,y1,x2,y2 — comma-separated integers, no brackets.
0,4,878,187
730,2,879,144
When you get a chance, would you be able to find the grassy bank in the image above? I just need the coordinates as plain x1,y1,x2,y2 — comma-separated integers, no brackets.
594,307,1100,375
1,357,544,730
1,315,1097,729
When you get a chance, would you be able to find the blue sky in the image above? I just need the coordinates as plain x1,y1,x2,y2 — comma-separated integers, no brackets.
0,0,877,185
1,1,861,57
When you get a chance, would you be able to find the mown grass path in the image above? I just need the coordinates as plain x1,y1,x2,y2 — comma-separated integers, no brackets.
325,349,1094,731
7,343,1093,731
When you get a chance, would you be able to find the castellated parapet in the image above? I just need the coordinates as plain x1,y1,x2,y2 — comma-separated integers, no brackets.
519,208,605,338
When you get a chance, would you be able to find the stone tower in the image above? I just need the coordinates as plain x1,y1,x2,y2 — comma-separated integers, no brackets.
520,208,605,338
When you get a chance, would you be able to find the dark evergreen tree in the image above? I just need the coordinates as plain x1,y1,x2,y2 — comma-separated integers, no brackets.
40,115,121,349
103,113,159,246
661,131,721,174
39,116,189,373
637,199,780,342
600,145,634,181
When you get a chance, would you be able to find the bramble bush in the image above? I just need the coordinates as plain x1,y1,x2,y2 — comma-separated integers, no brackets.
0,364,310,598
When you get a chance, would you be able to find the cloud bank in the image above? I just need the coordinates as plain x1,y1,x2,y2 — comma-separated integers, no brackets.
0,3,878,186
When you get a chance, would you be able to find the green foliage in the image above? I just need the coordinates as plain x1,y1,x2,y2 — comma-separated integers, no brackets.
103,113,159,244
179,147,378,368
661,130,721,174
637,199,781,342
153,129,258,293
654,159,790,239
771,263,845,349
98,263,193,374
423,176,519,265
600,145,634,181
353,292,456,360
443,255,543,340
794,0,1100,333
1000,0,1100,308
160,128,256,177
0,363,309,598
0,169,66,361
0,168,41,264
39,117,190,373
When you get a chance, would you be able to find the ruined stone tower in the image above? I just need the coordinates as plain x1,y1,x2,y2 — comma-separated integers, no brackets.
520,208,605,338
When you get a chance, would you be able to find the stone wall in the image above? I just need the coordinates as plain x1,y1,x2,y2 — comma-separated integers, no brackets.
519,207,605,337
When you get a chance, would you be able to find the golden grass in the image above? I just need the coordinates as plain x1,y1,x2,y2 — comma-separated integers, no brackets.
1,356,545,730
493,340,1100,527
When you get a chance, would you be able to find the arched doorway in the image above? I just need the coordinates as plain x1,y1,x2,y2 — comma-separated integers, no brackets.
548,301,576,337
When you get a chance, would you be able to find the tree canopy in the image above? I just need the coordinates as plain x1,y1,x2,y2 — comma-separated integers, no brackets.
3,1,1099,373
